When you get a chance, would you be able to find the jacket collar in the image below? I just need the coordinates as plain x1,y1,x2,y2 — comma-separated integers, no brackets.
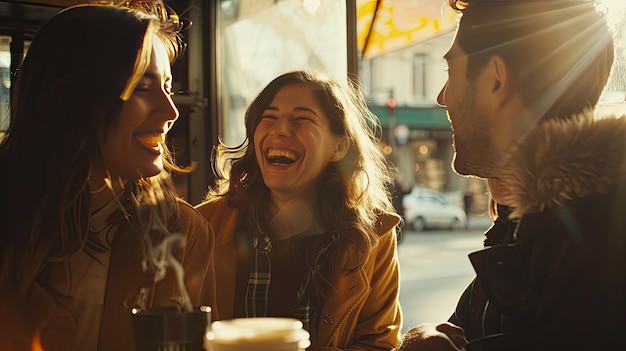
498,110,626,219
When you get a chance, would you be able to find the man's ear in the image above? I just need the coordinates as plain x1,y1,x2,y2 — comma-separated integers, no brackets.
331,136,350,162
487,55,510,107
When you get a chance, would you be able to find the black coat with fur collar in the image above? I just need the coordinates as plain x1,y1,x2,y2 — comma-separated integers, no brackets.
449,111,626,351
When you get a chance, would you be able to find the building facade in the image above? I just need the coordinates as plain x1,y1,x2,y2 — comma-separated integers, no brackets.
361,31,489,210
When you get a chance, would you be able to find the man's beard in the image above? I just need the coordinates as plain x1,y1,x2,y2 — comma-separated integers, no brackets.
450,89,498,178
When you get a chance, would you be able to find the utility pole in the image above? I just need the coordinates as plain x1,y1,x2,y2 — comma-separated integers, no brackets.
387,88,397,155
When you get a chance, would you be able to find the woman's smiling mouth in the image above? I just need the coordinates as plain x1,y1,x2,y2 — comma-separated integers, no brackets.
135,133,164,150
267,147,298,165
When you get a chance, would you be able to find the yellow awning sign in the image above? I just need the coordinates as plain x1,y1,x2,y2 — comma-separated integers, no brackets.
357,0,458,59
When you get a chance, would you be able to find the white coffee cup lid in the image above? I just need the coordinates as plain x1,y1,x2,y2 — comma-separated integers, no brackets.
207,317,310,346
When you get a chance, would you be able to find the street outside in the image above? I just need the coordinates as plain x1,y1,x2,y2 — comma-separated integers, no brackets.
397,215,492,333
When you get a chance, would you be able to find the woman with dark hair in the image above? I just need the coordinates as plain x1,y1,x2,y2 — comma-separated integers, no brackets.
0,2,217,350
196,70,402,350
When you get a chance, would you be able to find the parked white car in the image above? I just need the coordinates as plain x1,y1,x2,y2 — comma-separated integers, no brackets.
402,187,467,231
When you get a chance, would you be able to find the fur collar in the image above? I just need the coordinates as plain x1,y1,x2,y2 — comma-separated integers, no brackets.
498,109,626,219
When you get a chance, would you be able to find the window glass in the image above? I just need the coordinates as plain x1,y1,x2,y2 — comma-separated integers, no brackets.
217,0,348,147
598,0,626,115
0,36,30,141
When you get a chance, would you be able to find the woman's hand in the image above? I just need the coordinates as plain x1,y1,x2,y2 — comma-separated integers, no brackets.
393,322,468,351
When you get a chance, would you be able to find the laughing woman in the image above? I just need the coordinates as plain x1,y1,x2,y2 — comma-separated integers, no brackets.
0,2,217,350
196,70,402,350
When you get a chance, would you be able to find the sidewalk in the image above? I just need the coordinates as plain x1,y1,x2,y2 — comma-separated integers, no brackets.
465,214,493,231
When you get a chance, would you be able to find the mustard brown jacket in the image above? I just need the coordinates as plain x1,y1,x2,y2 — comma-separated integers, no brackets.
195,197,403,351
0,199,219,351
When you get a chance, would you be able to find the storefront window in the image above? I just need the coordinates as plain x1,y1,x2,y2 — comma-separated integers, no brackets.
217,0,348,146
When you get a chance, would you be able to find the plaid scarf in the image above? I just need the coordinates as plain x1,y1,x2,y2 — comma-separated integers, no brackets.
245,226,336,340
245,225,272,317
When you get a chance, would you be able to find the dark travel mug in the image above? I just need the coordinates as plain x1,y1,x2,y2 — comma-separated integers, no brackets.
132,305,211,351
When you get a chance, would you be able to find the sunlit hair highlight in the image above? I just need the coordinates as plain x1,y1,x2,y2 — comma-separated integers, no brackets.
120,20,155,100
